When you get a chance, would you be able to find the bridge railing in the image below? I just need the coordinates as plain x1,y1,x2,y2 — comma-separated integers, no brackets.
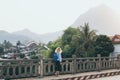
42,54,118,76
0,59,39,79
0,54,120,79
75,55,118,73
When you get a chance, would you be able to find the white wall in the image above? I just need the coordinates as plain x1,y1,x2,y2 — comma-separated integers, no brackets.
112,44,120,57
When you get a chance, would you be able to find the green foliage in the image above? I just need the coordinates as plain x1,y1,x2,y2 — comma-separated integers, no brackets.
94,35,114,57
0,40,13,54
61,27,81,57
62,45,71,58
0,47,4,55
16,40,21,53
62,27,80,45
30,51,36,55
16,40,21,46
30,55,38,59
45,24,97,58
77,23,97,57
38,49,51,58
47,38,63,58
3,40,13,49
44,23,113,58
19,53,25,58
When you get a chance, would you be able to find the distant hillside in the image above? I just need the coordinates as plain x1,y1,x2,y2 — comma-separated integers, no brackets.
13,29,41,41
13,29,63,43
72,4,120,35
0,29,63,44
0,30,31,44
39,30,63,43
0,4,120,44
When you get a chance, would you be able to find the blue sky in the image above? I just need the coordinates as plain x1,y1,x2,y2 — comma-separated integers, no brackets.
0,0,120,34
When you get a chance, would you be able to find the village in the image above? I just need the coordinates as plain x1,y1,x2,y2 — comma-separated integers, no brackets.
0,41,49,60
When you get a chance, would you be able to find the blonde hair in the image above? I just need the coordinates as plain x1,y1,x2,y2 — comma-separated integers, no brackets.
55,47,62,54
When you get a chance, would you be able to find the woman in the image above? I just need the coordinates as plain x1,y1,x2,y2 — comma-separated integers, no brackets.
53,47,62,76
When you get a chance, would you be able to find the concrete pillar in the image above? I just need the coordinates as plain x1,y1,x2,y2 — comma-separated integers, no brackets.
97,54,101,71
72,55,76,74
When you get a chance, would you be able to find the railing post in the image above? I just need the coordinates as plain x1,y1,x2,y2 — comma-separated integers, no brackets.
38,56,43,77
117,54,120,69
97,54,101,71
72,55,76,74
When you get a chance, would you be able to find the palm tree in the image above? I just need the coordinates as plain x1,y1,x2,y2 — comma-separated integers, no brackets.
16,41,21,53
77,23,97,57
3,40,13,53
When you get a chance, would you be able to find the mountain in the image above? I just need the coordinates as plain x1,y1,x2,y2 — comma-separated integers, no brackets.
13,29,41,41
0,29,63,44
13,29,63,43
72,4,120,35
0,4,120,44
39,30,63,43
0,30,31,44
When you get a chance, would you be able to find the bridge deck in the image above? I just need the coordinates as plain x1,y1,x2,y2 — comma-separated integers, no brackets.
15,69,120,80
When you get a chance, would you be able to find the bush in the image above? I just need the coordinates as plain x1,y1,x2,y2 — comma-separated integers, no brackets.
19,53,25,58
30,55,38,59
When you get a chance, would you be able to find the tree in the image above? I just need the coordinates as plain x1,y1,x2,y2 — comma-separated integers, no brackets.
3,40,13,49
94,35,114,57
76,23,97,57
61,27,81,57
16,41,21,47
2,40,13,53
62,27,80,45
16,41,21,53
0,47,4,55
47,38,63,58
19,53,25,58
47,24,97,58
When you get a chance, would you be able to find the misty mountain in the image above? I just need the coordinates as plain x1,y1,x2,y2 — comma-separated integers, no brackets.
72,4,120,35
0,30,31,44
0,4,120,44
12,29,63,43
0,28,63,44
13,29,41,41
39,31,63,43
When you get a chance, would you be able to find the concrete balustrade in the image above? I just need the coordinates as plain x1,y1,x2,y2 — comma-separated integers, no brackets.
0,54,119,79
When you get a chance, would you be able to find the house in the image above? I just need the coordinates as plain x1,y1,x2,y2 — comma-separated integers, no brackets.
109,34,120,57
25,41,38,50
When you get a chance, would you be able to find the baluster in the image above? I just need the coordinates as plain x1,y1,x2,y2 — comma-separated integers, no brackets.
36,65,38,76
66,60,68,72
13,67,16,77
6,62,10,77
48,61,51,73
24,66,27,77
18,61,21,77
19,66,21,77
86,59,89,70
110,60,112,68
29,61,32,76
83,62,85,71
30,65,32,76
0,67,2,76
61,63,63,72
39,56,43,77
43,64,46,75
78,59,81,71
89,62,92,70
53,64,55,72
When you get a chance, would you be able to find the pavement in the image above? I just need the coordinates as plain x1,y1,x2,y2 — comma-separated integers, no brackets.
14,69,120,80
91,75,120,80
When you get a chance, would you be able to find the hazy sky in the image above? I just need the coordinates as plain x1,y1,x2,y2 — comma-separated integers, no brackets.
0,0,120,34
